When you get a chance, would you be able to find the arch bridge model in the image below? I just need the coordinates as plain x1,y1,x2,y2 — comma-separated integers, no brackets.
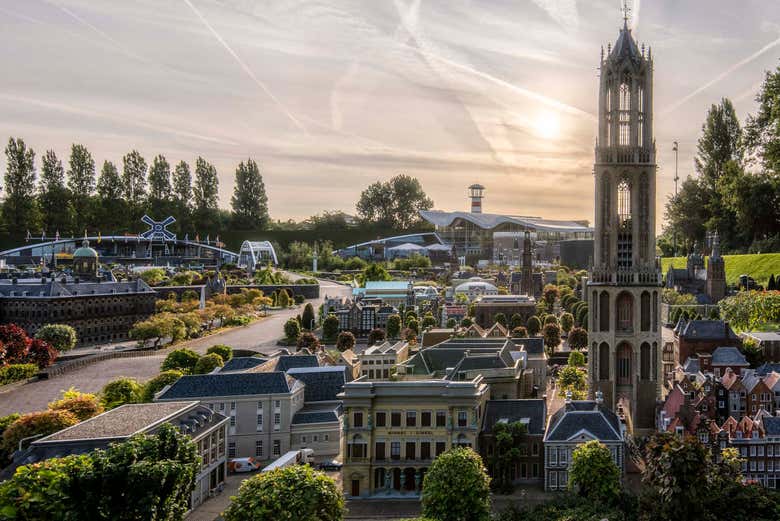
238,240,278,268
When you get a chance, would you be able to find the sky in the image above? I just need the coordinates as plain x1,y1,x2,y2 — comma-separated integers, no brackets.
1,0,779,228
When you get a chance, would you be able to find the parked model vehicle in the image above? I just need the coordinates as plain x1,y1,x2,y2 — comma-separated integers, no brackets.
228,457,263,473
318,459,342,471
261,449,314,472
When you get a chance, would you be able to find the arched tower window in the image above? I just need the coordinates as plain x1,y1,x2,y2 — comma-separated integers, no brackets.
619,82,631,145
637,85,645,145
599,342,610,381
616,342,632,386
599,291,610,331
640,342,651,380
640,291,651,331
616,292,633,333
617,179,631,224
592,290,599,331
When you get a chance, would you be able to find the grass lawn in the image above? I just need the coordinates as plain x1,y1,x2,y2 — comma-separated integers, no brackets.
661,253,780,287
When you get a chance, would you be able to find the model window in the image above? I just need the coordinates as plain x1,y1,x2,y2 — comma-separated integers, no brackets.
406,411,417,427
376,412,386,427
391,411,402,427
436,411,446,427
457,411,468,427
354,412,363,428
421,411,432,427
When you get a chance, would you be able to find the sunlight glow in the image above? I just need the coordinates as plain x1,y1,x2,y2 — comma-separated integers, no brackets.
533,110,561,139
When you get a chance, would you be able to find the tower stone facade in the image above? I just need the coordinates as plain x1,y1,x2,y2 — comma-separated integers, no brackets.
587,20,662,431
521,231,533,296
706,233,726,303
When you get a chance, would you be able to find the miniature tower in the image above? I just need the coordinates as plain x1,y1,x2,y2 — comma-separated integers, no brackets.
521,230,533,296
706,232,726,302
468,184,485,213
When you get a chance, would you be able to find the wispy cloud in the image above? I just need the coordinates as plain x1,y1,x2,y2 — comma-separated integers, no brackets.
661,34,780,114
181,0,307,134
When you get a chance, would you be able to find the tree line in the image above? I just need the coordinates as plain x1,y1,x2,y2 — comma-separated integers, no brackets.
2,138,269,238
661,64,780,255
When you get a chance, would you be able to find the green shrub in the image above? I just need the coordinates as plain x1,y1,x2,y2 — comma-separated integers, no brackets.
161,348,200,373
141,370,184,402
421,447,491,521
284,317,301,341
181,289,199,301
1,409,78,453
336,331,355,352
225,315,252,327
0,363,38,385
48,388,103,421
206,344,233,362
322,314,340,341
224,465,344,521
100,377,142,409
34,324,77,352
193,353,224,374
294,294,305,304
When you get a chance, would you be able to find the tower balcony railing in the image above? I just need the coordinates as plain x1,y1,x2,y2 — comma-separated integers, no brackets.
595,147,654,164
589,267,661,285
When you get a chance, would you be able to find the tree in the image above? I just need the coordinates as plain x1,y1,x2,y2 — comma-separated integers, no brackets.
224,464,344,521
745,64,780,175
406,318,420,336
446,318,457,328
558,365,587,396
569,440,621,503
147,154,172,218
97,160,123,201
560,312,574,334
121,150,147,207
67,144,95,230
35,324,77,352
161,348,200,373
3,137,40,232
489,421,527,494
568,327,588,350
0,324,32,363
422,313,437,330
421,447,491,521
0,423,199,521
510,326,528,338
360,263,391,285
38,150,72,235
542,284,559,311
230,158,269,229
141,370,183,402
742,337,765,368
193,156,219,228
356,174,433,229
48,388,103,421
336,331,356,352
460,317,473,328
193,353,224,374
542,322,561,354
297,332,320,351
301,303,316,330
526,316,541,336
26,339,58,369
284,317,301,341
509,314,524,330
543,314,558,325
386,314,402,338
367,328,386,345
567,350,586,367
100,378,142,409
1,410,78,454
207,344,233,362
494,313,507,327
277,289,291,308
130,313,186,348
323,314,339,341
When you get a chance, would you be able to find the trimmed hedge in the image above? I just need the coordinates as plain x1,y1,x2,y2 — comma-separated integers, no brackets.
0,363,38,386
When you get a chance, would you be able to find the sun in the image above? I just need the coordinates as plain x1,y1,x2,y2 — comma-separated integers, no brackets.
533,110,561,139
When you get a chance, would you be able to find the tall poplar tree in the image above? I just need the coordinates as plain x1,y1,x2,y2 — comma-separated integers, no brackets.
193,157,219,232
38,150,72,234
3,137,40,233
122,150,147,225
230,158,269,229
67,144,96,232
147,154,172,218
96,160,125,232
172,160,193,233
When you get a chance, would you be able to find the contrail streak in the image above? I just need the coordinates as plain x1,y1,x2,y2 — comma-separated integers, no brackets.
662,35,780,115
0,92,240,146
407,43,597,121
182,0,307,134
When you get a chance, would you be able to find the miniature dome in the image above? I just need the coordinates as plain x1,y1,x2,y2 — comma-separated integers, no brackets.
73,239,98,258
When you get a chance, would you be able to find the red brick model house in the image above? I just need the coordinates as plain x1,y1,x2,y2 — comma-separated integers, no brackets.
675,319,742,365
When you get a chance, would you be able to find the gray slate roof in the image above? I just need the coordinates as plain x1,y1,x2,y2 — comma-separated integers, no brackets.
157,372,294,399
545,401,622,442
764,417,780,436
756,363,780,376
682,357,701,374
220,357,268,373
513,337,545,355
0,279,153,298
679,320,739,341
711,346,749,367
274,355,319,372
292,406,341,425
483,400,546,436
287,366,346,402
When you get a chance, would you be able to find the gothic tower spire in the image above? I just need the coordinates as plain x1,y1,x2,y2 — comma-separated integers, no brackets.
587,13,661,432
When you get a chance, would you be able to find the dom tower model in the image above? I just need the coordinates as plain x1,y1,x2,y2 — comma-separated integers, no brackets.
587,18,662,431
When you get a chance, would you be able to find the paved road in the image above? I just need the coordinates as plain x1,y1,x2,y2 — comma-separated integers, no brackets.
0,279,351,417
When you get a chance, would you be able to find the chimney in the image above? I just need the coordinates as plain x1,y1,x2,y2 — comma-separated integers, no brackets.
468,184,485,214
595,390,603,404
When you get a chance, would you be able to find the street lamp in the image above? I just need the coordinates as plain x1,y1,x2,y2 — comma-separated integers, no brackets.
672,141,679,257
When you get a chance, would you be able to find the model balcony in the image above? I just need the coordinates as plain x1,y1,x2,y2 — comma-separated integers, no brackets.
589,268,661,285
